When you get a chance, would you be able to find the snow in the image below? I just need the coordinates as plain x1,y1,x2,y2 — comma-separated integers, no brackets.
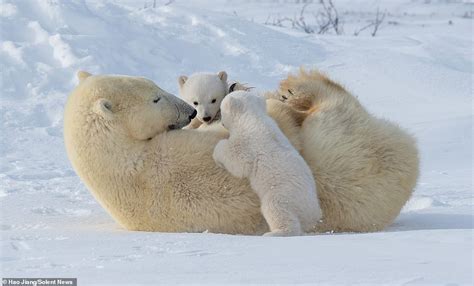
0,0,472,284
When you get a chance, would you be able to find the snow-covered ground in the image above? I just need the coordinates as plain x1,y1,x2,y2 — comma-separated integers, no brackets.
0,0,472,284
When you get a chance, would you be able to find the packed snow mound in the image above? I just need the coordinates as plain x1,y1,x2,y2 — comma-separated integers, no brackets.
0,0,324,102
0,0,472,284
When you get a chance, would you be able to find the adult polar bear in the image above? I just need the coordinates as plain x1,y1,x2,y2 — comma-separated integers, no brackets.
64,69,419,234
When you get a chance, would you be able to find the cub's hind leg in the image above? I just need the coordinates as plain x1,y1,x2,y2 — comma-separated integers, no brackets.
261,194,302,237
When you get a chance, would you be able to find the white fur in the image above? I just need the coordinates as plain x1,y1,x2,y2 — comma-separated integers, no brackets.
213,91,322,236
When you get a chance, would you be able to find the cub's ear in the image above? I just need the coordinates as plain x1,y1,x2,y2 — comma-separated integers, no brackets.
218,71,228,82
228,82,237,93
178,75,188,88
229,82,253,93
93,98,114,120
77,71,92,83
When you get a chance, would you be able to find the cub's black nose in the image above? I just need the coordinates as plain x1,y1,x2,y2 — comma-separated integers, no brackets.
203,116,211,122
190,110,197,120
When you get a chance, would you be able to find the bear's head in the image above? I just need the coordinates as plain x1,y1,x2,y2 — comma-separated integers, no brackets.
220,90,266,131
75,71,196,141
178,71,228,124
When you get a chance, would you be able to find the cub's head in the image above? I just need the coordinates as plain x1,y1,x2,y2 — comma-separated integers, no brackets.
220,91,266,130
74,71,196,141
178,71,228,124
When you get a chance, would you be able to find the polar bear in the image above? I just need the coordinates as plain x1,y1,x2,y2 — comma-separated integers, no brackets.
178,71,250,129
213,91,322,236
64,69,418,234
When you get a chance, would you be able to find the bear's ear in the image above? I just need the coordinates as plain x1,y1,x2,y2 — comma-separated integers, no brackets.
77,71,92,83
218,71,227,82
93,98,114,120
178,75,188,88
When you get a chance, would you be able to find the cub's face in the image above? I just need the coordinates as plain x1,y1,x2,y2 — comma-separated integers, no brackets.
178,71,228,125
82,74,196,140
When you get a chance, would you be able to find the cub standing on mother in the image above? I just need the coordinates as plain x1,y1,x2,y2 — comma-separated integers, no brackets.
213,91,322,236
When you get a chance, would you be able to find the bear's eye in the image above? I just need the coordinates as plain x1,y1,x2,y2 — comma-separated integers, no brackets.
153,97,161,103
211,99,216,104
193,101,198,106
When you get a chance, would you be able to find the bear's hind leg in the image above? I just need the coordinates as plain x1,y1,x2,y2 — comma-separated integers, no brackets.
278,68,347,113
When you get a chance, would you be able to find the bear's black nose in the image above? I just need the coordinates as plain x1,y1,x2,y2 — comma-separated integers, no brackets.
190,110,197,120
203,116,211,122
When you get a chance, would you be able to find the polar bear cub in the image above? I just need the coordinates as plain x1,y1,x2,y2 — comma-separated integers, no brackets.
212,91,322,236
178,71,250,129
